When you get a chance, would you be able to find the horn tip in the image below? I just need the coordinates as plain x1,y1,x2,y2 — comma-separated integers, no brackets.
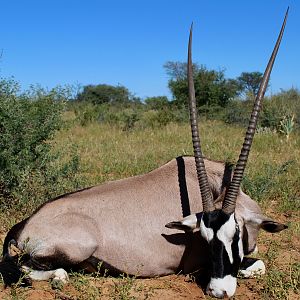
190,22,194,34
284,7,289,20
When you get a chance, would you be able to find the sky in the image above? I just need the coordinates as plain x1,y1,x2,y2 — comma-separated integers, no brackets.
0,1,298,100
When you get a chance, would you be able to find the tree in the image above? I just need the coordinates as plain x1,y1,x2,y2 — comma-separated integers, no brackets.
164,61,239,108
76,84,136,105
164,61,190,80
237,72,264,98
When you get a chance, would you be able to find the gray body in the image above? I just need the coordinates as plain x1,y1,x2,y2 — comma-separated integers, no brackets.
13,157,270,276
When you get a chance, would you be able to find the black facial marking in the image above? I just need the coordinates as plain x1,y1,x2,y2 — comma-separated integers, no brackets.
230,226,242,277
201,210,242,278
242,224,250,255
202,210,230,232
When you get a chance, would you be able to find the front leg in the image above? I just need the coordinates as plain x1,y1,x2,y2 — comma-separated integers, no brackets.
239,257,265,278
22,266,69,283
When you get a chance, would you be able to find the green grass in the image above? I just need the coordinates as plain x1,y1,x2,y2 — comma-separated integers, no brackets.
52,120,300,211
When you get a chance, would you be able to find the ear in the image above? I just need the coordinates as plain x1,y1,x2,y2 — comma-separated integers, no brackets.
165,213,201,232
260,220,288,233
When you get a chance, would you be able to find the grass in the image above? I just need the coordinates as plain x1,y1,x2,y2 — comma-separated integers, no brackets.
53,120,300,214
0,119,299,299
259,236,300,300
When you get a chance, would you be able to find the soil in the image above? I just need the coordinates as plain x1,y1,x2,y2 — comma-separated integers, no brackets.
0,275,266,300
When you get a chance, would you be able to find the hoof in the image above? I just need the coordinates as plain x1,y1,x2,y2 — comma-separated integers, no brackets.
53,268,69,284
239,259,265,278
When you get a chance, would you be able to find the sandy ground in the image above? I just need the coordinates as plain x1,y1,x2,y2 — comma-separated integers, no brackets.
0,275,268,300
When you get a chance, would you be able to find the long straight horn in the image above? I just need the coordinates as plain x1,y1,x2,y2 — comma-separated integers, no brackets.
188,24,214,212
222,8,289,214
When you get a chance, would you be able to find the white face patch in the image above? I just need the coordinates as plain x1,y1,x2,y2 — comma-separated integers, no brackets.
200,218,214,242
207,275,237,298
239,259,265,278
216,214,236,264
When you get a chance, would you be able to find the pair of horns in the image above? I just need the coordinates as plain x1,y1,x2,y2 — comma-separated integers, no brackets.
188,8,289,214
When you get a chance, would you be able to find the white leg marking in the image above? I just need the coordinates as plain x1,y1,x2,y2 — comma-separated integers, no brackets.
207,275,237,298
22,266,69,283
239,260,265,278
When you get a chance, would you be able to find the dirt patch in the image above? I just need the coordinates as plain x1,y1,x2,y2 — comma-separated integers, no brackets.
0,275,263,300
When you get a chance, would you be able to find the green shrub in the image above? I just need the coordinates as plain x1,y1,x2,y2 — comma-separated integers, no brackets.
73,102,142,129
144,96,169,110
198,104,225,120
72,100,188,130
279,114,295,139
139,109,172,128
223,99,252,126
73,102,104,126
223,88,300,130
138,108,188,128
118,109,140,131
267,88,300,129
0,78,81,212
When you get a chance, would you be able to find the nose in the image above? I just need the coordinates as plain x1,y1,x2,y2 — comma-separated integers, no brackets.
207,288,229,298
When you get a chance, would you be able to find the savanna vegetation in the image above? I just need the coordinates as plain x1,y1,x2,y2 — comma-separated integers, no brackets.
0,61,299,299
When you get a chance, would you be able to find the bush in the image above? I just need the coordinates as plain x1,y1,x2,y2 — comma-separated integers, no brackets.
76,84,141,105
118,109,140,131
265,88,300,129
223,100,252,126
144,96,169,110
138,108,188,129
72,88,300,132
0,78,81,211
72,100,188,130
198,104,225,120
223,88,300,130
72,102,104,126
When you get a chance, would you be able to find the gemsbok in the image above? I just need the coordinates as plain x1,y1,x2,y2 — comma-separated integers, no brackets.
0,9,289,299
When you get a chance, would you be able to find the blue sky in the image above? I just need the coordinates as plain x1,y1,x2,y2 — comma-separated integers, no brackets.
0,1,298,99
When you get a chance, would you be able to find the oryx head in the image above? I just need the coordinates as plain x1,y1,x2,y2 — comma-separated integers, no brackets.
166,9,288,298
